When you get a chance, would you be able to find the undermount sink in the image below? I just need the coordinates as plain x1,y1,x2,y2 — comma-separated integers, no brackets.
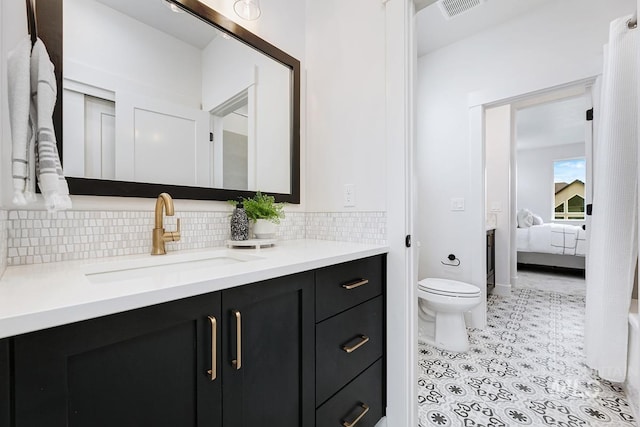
84,251,262,284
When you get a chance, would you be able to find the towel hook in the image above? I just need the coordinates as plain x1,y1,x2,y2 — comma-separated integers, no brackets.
26,0,38,46
441,253,461,267
628,12,638,29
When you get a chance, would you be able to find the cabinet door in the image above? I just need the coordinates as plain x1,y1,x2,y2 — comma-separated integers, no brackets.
13,293,222,427
486,230,496,292
0,339,9,427
221,272,314,427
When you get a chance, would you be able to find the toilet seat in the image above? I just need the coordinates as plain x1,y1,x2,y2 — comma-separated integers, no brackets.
417,277,481,352
418,278,480,298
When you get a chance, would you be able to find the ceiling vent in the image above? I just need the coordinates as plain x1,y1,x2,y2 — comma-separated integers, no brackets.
438,0,485,19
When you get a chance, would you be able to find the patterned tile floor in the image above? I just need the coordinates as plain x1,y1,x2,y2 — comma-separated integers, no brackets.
418,269,637,426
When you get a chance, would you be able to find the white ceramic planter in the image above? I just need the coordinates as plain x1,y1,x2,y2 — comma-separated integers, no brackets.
252,219,277,239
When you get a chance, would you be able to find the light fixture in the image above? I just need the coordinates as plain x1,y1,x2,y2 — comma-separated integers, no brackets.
163,0,184,13
233,0,261,21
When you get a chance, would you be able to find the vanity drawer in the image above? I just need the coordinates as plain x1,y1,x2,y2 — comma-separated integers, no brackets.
315,255,384,322
316,359,384,427
316,296,384,406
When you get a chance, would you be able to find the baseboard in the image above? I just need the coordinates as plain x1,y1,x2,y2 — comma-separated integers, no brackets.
625,383,639,423
493,282,511,296
626,306,639,421
518,262,585,276
517,252,585,271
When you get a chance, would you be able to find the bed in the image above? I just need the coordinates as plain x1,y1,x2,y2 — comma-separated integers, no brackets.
516,223,586,270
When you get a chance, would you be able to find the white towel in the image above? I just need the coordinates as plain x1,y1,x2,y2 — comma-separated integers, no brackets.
7,36,36,205
8,37,71,211
30,39,71,211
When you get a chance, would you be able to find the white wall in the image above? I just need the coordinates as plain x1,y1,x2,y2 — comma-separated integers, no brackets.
517,142,585,223
416,0,634,283
0,2,7,277
305,0,387,212
485,105,511,288
305,1,414,425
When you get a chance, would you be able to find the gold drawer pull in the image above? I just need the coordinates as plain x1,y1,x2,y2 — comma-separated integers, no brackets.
342,335,370,353
207,316,217,381
342,403,370,427
342,279,369,290
231,310,242,370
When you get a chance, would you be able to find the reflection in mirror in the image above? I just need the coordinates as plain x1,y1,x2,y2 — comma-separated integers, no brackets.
217,97,249,190
61,0,295,197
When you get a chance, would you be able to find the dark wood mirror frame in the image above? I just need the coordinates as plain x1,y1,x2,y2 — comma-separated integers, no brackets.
37,0,300,203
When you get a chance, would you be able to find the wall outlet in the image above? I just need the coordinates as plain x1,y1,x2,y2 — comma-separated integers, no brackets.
450,197,465,211
344,184,356,207
490,201,502,212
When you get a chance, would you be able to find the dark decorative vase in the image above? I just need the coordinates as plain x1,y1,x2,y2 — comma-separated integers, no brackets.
230,202,249,241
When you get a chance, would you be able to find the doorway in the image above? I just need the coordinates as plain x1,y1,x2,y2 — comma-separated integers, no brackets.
209,89,255,190
483,81,594,292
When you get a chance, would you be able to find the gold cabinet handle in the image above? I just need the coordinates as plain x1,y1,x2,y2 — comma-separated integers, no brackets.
231,310,242,370
342,335,370,353
206,316,217,381
342,403,370,427
342,279,369,290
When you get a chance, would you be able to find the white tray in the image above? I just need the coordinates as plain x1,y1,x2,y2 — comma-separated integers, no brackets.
226,238,276,249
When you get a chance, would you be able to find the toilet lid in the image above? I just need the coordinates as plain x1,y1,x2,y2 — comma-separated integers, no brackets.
418,278,480,296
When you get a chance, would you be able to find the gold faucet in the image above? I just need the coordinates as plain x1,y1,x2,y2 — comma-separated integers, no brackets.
151,193,181,255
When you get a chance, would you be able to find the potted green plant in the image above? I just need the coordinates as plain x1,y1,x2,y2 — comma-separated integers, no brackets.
230,192,285,238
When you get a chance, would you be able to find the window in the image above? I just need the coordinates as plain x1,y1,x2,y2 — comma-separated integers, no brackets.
553,159,586,220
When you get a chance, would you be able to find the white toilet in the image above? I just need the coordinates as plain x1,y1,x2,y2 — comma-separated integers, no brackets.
417,278,481,352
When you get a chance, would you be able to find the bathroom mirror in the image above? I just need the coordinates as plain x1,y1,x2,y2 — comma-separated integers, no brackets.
46,0,300,202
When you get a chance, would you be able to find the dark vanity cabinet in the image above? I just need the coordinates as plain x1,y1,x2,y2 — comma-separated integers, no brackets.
486,229,495,294
220,273,315,427
12,292,224,427
315,256,386,427
6,272,314,427
0,339,10,427
1,255,385,427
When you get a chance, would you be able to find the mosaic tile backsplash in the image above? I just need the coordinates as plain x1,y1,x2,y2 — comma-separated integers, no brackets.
0,210,8,273
305,212,387,245
4,210,385,266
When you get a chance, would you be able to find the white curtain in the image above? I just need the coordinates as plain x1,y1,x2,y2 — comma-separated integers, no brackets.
585,15,638,383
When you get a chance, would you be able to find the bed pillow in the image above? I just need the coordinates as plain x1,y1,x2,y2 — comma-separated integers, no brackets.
532,213,544,225
517,209,534,228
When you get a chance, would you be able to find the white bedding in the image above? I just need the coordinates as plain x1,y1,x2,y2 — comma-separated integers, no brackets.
516,223,586,256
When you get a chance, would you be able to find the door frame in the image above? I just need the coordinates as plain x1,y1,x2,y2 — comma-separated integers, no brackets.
383,0,417,426
471,76,597,293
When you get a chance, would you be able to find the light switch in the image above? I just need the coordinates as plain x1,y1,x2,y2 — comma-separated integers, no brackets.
450,198,465,211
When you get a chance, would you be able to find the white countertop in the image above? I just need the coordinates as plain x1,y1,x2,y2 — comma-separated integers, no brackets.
0,239,388,339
